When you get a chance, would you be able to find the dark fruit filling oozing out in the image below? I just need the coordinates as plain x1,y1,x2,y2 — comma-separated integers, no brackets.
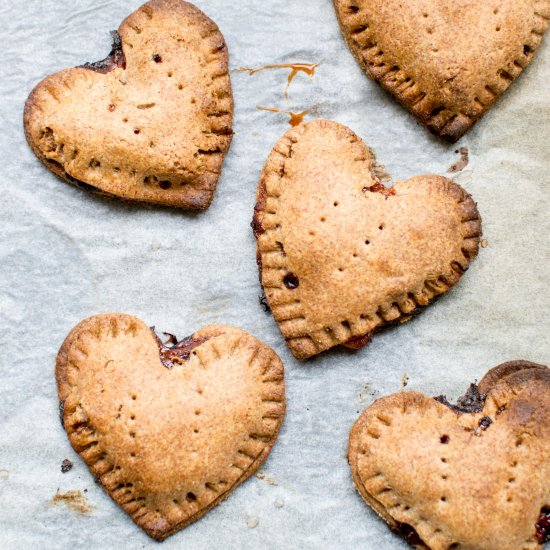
434,383,486,414
392,521,425,547
80,31,126,73
343,332,373,350
151,328,208,369
536,508,550,544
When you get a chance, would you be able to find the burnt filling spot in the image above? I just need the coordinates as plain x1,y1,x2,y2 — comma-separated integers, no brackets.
536,508,550,544
434,383,486,414
252,180,268,288
283,272,299,289
259,293,270,312
59,400,66,429
440,434,450,444
152,54,163,63
80,31,126,73
343,332,373,350
392,521,426,547
478,416,493,430
254,247,263,274
150,328,208,369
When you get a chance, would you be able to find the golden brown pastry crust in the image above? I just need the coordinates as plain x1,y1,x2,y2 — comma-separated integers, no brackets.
254,119,481,360
333,0,550,142
349,361,550,550
24,0,233,210
56,314,285,540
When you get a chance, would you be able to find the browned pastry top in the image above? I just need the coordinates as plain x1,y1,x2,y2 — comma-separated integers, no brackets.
56,314,285,540
254,119,481,360
24,0,233,210
349,361,550,549
333,0,550,141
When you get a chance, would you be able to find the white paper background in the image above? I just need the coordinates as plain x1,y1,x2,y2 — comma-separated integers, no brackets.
1,0,549,548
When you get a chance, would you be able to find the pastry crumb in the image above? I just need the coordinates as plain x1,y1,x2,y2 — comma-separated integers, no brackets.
255,470,278,485
50,489,94,514
359,382,379,404
61,459,73,473
247,516,260,529
372,161,392,184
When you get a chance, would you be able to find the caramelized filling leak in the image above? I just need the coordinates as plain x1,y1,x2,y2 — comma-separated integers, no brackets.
536,508,550,544
151,328,208,369
257,106,310,127
80,31,126,73
235,62,319,96
363,181,396,198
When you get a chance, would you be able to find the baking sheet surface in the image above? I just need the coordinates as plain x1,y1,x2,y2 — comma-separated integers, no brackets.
1,0,549,548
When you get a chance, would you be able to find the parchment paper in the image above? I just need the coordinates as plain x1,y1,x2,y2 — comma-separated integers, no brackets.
1,1,549,548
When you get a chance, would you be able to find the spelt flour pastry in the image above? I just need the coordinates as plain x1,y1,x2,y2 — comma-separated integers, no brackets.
349,361,550,549
24,0,233,210
333,0,550,141
56,314,285,540
253,119,481,360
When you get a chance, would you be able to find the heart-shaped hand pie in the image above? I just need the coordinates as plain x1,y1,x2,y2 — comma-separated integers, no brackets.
24,0,233,210
349,361,550,550
333,0,550,141
56,314,285,540
253,119,481,360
